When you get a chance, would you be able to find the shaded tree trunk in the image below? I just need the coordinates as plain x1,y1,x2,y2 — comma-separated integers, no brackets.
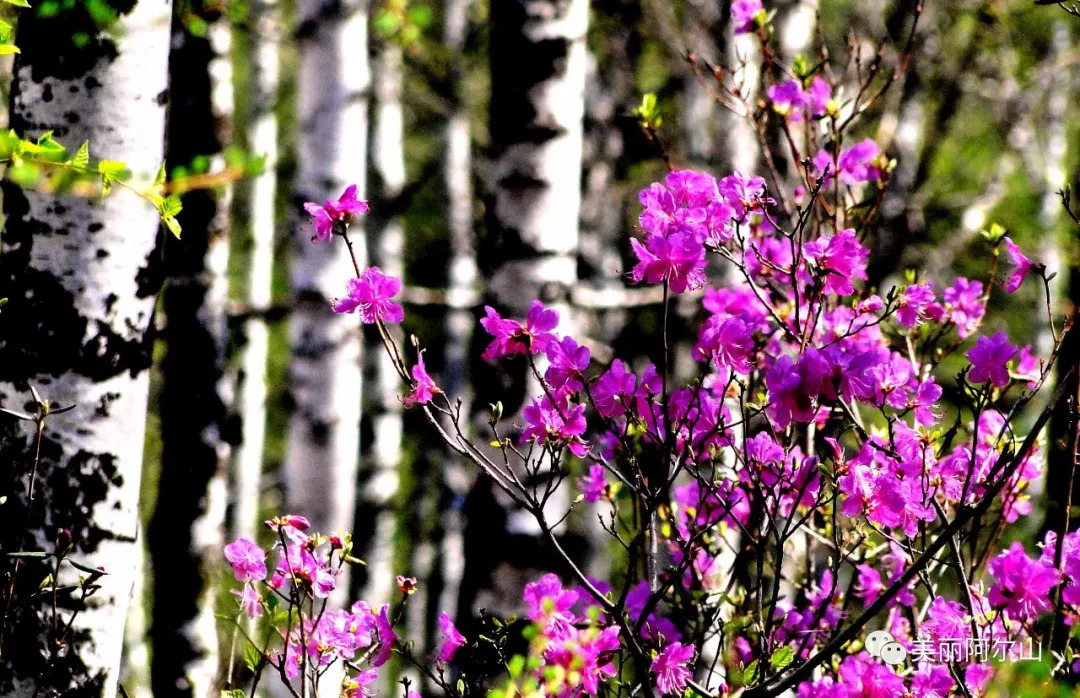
231,0,283,542
0,0,172,694
148,3,234,695
284,0,370,579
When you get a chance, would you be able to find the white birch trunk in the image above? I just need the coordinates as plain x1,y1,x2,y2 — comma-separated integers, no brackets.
232,0,282,543
148,8,234,696
0,0,172,694
437,0,476,633
469,0,588,618
361,39,406,612
285,0,369,580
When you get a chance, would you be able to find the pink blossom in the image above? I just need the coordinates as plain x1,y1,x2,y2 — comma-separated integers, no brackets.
524,573,579,640
578,464,609,503
966,331,1017,387
545,336,591,397
521,396,589,457
480,301,560,361
895,283,935,328
768,79,807,118
437,612,465,662
331,267,404,324
651,642,694,695
1002,237,1033,293
372,604,397,667
803,229,869,296
732,0,763,33
988,541,1060,621
593,360,637,417
629,232,707,293
942,277,985,338
232,584,264,619
404,353,439,407
813,139,883,186
303,184,369,242
224,537,267,582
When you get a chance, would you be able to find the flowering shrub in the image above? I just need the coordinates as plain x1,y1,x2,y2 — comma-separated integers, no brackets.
222,4,1080,698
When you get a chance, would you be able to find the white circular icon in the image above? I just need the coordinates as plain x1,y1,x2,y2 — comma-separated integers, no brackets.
879,641,908,666
865,630,895,657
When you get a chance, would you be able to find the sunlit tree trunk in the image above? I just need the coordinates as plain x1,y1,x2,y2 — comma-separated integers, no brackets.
463,0,589,619
0,0,171,694
437,0,476,640
149,4,234,695
285,0,369,590
359,33,405,612
232,0,283,543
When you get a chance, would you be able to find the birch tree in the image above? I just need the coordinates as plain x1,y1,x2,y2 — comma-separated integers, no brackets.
148,3,234,695
359,24,406,612
464,0,589,618
0,0,172,694
232,0,283,543
284,0,369,583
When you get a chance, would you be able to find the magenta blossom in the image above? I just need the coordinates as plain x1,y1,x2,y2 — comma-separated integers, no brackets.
1002,237,1033,293
303,184,369,242
232,584,264,619
577,464,609,503
404,353,439,407
803,229,869,296
942,277,985,338
732,0,763,33
988,541,1060,621
480,301,560,361
651,642,694,695
372,604,397,667
436,612,465,662
521,396,589,457
332,267,404,324
895,283,935,328
966,331,1018,387
224,537,267,582
629,232,707,293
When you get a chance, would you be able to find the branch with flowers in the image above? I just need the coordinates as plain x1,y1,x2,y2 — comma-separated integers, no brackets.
219,3,1080,697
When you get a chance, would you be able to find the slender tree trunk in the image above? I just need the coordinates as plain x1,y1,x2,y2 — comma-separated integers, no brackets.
437,0,476,640
462,0,589,620
149,4,234,695
359,36,405,611
0,0,172,694
232,0,282,542
285,0,369,571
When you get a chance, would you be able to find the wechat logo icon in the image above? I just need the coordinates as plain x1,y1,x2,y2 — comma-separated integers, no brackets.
865,630,908,666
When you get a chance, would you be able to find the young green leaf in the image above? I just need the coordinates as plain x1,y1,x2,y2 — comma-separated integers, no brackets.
71,141,90,169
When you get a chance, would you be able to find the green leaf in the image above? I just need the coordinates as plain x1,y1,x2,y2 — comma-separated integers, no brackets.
162,215,182,238
1,0,31,7
0,44,19,55
742,659,760,685
220,690,246,698
97,160,126,176
770,646,794,671
160,194,182,218
66,558,106,575
153,162,166,188
71,141,90,169
242,645,262,672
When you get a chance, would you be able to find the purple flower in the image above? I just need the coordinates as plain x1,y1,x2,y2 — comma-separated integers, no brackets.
521,396,589,457
372,603,397,667
988,541,1060,621
436,612,465,662
921,596,971,643
545,336,591,397
578,464,609,503
593,360,637,417
732,0,763,34
695,315,755,375
966,331,1018,387
651,642,694,695
895,283,935,328
942,277,985,338
807,76,831,116
224,537,267,582
813,139,883,186
524,573,579,639
303,184,369,242
629,232,707,293
718,170,769,218
232,584,264,619
332,267,404,324
1014,344,1040,385
803,229,869,296
480,301,560,361
404,353,439,407
768,79,807,118
1003,237,1033,293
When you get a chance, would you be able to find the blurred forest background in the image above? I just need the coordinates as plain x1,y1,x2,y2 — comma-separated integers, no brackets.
2,0,1080,695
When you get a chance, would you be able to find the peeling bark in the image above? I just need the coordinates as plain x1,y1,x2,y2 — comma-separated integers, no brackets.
0,0,172,694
